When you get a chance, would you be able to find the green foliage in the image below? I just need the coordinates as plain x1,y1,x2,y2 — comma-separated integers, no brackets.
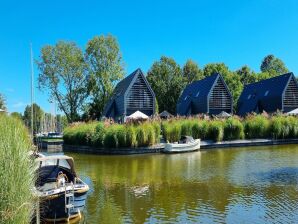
270,116,298,139
23,103,44,134
208,120,224,142
260,54,288,76
0,116,34,223
182,59,204,84
10,112,23,120
162,121,181,143
85,35,125,120
37,41,89,123
192,120,209,139
90,122,106,147
223,117,244,140
104,125,119,148
135,126,148,147
63,122,97,145
147,56,186,114
126,126,137,147
0,93,6,111
244,115,270,139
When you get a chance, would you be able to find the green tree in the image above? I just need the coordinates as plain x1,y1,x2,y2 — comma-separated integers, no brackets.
37,41,89,123
203,63,243,110
236,65,257,85
85,35,125,120
23,103,44,134
10,112,23,120
260,54,288,76
182,59,204,84
0,93,6,111
147,56,185,114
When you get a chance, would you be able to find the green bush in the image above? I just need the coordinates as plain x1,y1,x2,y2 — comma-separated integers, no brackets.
126,126,137,147
103,125,118,148
152,122,161,143
208,120,224,142
90,122,106,147
224,118,244,140
192,120,208,139
162,121,181,143
135,126,148,147
180,120,193,136
116,125,127,147
244,115,270,139
63,122,97,146
0,115,34,223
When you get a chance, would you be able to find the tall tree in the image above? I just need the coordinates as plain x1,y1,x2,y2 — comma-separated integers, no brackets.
147,56,185,114
260,54,288,76
236,65,257,85
37,41,89,123
203,63,243,110
0,93,6,111
85,35,125,119
23,103,44,134
182,59,204,84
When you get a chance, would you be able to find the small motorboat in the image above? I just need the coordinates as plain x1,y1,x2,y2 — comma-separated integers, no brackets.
162,136,200,153
33,154,89,223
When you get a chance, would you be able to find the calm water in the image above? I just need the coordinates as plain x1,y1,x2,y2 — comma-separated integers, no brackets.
68,145,298,224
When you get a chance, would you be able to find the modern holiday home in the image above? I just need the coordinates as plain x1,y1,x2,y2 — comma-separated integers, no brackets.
237,72,298,116
103,68,156,121
177,73,233,116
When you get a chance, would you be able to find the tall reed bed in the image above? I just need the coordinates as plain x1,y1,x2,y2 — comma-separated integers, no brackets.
64,121,161,148
0,115,34,223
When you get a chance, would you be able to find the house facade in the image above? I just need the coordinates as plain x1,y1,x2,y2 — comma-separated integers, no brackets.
237,72,298,116
103,68,156,121
177,73,233,116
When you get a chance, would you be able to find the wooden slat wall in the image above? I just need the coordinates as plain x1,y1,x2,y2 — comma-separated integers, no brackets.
126,75,154,111
283,77,298,108
209,78,231,110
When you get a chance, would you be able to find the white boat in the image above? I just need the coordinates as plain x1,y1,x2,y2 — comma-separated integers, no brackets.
162,136,200,153
33,154,89,222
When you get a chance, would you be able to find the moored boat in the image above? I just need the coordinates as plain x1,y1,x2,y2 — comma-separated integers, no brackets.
33,154,89,223
162,136,200,153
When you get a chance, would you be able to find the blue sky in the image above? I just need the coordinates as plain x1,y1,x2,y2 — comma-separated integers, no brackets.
1,0,298,113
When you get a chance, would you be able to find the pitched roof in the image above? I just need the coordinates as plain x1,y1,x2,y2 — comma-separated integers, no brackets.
237,72,294,116
103,68,154,117
178,73,219,102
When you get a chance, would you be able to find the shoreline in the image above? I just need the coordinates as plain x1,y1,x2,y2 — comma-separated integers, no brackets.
62,138,298,155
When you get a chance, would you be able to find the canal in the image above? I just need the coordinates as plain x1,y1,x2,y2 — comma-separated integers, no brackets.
67,145,298,223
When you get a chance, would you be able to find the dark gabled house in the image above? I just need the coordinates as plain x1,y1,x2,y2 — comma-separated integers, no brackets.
237,72,298,116
103,68,156,121
177,73,233,116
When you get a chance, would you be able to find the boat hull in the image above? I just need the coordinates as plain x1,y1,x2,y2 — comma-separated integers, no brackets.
40,190,88,221
162,139,200,153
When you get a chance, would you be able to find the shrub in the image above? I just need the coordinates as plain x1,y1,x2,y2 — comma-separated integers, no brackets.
126,126,137,147
152,122,161,143
90,122,106,147
162,121,181,143
103,125,118,148
224,117,244,140
135,126,148,147
63,122,97,146
145,124,156,146
180,120,193,136
244,115,270,139
192,120,208,139
0,115,34,223
208,120,224,142
116,125,127,147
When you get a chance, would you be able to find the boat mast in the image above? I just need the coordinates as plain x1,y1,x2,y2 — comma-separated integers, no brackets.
30,43,34,138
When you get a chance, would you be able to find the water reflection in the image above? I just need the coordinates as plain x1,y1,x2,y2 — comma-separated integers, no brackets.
67,145,298,223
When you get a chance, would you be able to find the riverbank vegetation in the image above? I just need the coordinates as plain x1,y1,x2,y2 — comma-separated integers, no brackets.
63,121,161,148
0,115,34,223
63,115,298,147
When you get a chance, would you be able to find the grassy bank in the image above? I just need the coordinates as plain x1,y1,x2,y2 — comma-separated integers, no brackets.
64,115,298,147
64,121,161,148
0,115,34,223
162,115,298,142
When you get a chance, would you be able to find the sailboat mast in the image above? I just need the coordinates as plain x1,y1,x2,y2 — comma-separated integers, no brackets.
30,43,34,137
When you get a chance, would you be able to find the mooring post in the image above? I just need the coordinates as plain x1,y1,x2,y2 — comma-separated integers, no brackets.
36,199,40,224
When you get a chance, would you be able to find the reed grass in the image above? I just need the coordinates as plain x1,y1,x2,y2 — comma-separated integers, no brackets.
0,115,34,224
